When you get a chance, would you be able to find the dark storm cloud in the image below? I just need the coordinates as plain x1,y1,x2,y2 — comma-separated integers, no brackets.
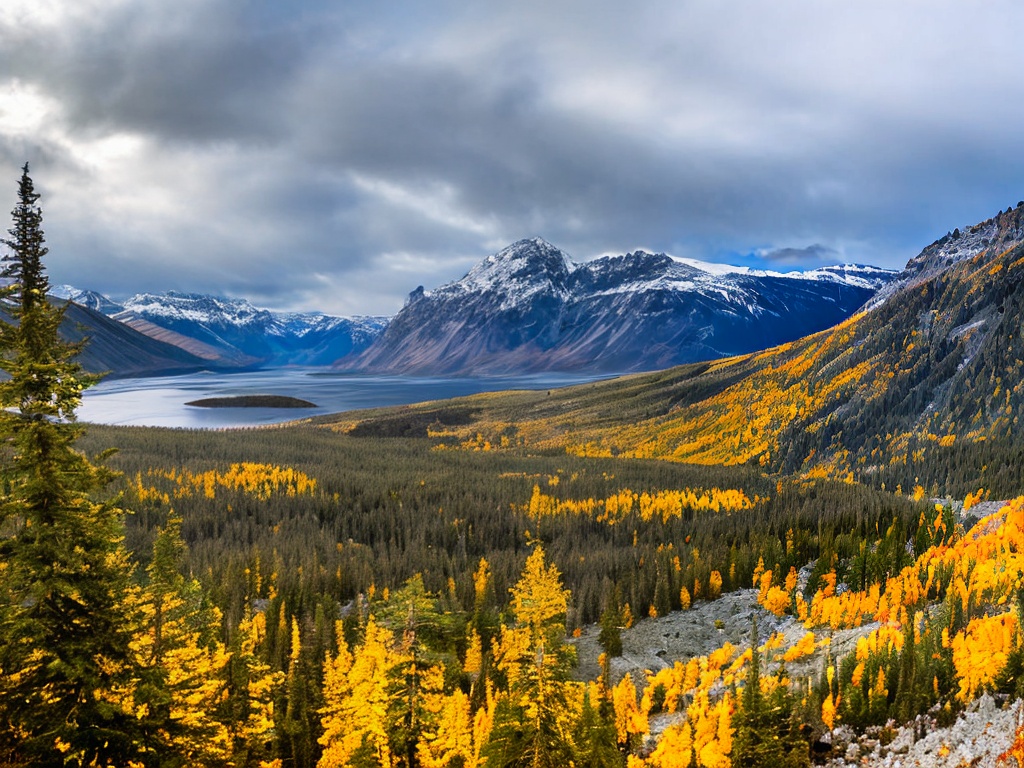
3,1,1024,314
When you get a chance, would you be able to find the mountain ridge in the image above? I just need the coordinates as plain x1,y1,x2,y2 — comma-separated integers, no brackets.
54,240,897,378
347,237,898,374
53,286,390,369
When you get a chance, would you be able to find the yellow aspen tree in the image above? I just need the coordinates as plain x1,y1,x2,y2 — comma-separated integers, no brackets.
510,546,569,640
708,570,723,600
318,618,397,767
464,629,483,683
136,513,232,765
612,673,648,751
648,722,693,767
229,610,285,766
486,546,579,767
471,683,497,768
417,688,475,768
680,586,692,611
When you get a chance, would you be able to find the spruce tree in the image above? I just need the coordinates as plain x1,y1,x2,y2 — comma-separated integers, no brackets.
731,617,809,768
0,164,141,766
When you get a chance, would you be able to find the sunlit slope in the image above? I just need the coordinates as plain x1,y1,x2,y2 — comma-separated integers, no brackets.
323,204,1024,478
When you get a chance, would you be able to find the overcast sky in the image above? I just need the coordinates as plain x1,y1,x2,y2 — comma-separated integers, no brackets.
3,1,1024,316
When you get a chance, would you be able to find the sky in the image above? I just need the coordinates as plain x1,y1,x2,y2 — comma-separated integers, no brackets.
3,1,1024,316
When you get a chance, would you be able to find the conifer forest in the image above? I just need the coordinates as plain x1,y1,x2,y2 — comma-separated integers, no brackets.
6,165,1024,768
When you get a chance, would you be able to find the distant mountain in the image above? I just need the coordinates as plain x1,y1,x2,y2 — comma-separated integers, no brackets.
115,292,388,367
347,238,897,374
335,204,1024,496
51,285,124,315
54,288,390,368
28,299,215,378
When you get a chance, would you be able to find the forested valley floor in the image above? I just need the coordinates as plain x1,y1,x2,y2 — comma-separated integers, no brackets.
55,422,1024,767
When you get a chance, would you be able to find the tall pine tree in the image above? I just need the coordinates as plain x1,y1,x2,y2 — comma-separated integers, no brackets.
0,164,141,766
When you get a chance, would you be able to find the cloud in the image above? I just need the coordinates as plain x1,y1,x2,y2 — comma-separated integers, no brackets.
3,0,1024,315
756,244,842,268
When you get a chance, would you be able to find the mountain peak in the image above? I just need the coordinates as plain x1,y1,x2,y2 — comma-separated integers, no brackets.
473,238,572,277
351,239,896,375
438,238,574,307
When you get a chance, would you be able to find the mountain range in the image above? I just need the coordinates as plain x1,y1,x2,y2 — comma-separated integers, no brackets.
51,287,388,372
333,203,1024,495
52,242,897,378
347,238,896,374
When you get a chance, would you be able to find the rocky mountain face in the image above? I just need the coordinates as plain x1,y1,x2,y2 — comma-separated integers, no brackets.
348,238,897,374
53,287,389,369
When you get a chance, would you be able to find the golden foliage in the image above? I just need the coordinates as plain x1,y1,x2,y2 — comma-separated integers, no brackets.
761,586,791,617
509,547,569,638
523,485,758,525
804,498,1024,634
612,674,648,746
679,586,692,611
782,632,817,663
951,611,1018,702
131,463,317,503
318,618,398,767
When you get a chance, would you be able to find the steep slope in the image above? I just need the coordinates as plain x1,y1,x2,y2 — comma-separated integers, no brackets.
328,204,1024,496
48,300,218,377
348,238,896,374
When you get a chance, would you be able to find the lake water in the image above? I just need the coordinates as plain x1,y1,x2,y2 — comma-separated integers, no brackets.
78,369,613,428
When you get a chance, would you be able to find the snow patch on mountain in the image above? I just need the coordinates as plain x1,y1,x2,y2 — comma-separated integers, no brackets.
431,238,573,311
422,239,897,314
121,292,272,327
352,238,899,375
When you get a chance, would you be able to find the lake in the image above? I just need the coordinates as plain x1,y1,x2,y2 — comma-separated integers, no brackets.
78,369,613,428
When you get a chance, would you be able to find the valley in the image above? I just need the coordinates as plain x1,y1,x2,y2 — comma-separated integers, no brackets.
8,175,1024,766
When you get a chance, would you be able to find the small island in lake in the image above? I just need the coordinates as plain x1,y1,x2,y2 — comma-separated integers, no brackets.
185,395,318,409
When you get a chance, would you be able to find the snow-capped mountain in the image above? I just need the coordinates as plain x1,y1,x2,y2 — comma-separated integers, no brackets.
348,238,899,374
54,288,389,368
51,285,124,315
112,292,389,367
7,295,221,378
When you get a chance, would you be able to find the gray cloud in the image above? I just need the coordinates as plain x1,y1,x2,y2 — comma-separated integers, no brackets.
3,1,1024,314
757,245,841,267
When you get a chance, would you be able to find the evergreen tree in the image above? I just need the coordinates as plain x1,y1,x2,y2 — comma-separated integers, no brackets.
135,514,232,766
598,587,624,658
0,164,141,766
893,617,920,723
730,618,809,768
574,688,622,768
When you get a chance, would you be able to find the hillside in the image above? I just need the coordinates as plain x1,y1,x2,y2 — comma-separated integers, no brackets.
34,299,218,377
58,201,1024,767
348,238,895,374
323,203,1024,497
